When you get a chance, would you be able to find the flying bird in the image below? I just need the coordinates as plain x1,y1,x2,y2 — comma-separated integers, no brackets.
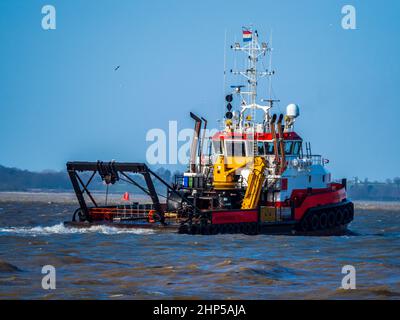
114,65,120,71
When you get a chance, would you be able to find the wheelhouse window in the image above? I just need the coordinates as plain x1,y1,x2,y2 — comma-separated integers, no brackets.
257,140,302,156
247,140,265,157
292,141,301,156
265,142,275,155
284,141,293,155
246,140,254,157
257,141,265,155
225,140,246,157
212,140,223,154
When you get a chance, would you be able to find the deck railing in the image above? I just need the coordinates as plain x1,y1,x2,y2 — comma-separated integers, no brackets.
285,154,324,168
89,203,155,220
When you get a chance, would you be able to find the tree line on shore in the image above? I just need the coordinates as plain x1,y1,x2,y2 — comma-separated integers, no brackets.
0,165,399,201
347,177,400,201
0,165,178,196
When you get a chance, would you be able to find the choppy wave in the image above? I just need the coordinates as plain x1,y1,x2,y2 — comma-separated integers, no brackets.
1,200,400,299
0,223,154,236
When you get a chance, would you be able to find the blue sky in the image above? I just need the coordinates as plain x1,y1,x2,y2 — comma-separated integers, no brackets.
0,0,399,181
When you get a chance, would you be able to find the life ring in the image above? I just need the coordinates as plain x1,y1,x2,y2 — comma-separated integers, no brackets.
72,208,87,222
148,210,156,223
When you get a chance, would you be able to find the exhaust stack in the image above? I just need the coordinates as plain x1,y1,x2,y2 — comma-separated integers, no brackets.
270,114,280,174
277,113,286,174
199,117,208,172
190,112,202,173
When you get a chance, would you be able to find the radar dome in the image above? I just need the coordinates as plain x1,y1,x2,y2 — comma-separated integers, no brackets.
286,103,300,118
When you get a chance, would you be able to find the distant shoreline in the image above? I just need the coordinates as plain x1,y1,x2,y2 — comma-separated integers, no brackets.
0,191,399,210
0,191,151,204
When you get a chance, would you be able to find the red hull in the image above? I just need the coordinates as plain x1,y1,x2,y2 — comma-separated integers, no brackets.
211,209,258,225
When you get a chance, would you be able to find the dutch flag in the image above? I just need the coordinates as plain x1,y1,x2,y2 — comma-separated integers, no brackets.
242,30,252,42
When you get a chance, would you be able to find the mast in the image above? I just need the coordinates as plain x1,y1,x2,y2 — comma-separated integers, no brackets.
230,26,274,132
222,29,227,125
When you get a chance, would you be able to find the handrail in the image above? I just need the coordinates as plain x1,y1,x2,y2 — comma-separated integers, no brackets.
285,154,325,168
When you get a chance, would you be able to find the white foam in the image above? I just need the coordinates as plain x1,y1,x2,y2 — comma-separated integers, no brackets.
0,223,154,236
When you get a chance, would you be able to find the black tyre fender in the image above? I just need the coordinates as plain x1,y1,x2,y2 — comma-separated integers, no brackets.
249,222,258,235
300,217,310,231
319,212,328,229
327,210,336,228
349,206,354,221
233,223,240,233
190,224,198,235
220,224,228,234
299,217,309,232
343,207,351,223
201,224,211,235
335,209,344,226
310,213,320,231
178,224,189,234
210,224,219,235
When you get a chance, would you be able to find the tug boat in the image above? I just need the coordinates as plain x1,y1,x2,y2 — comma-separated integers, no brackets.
65,26,354,235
